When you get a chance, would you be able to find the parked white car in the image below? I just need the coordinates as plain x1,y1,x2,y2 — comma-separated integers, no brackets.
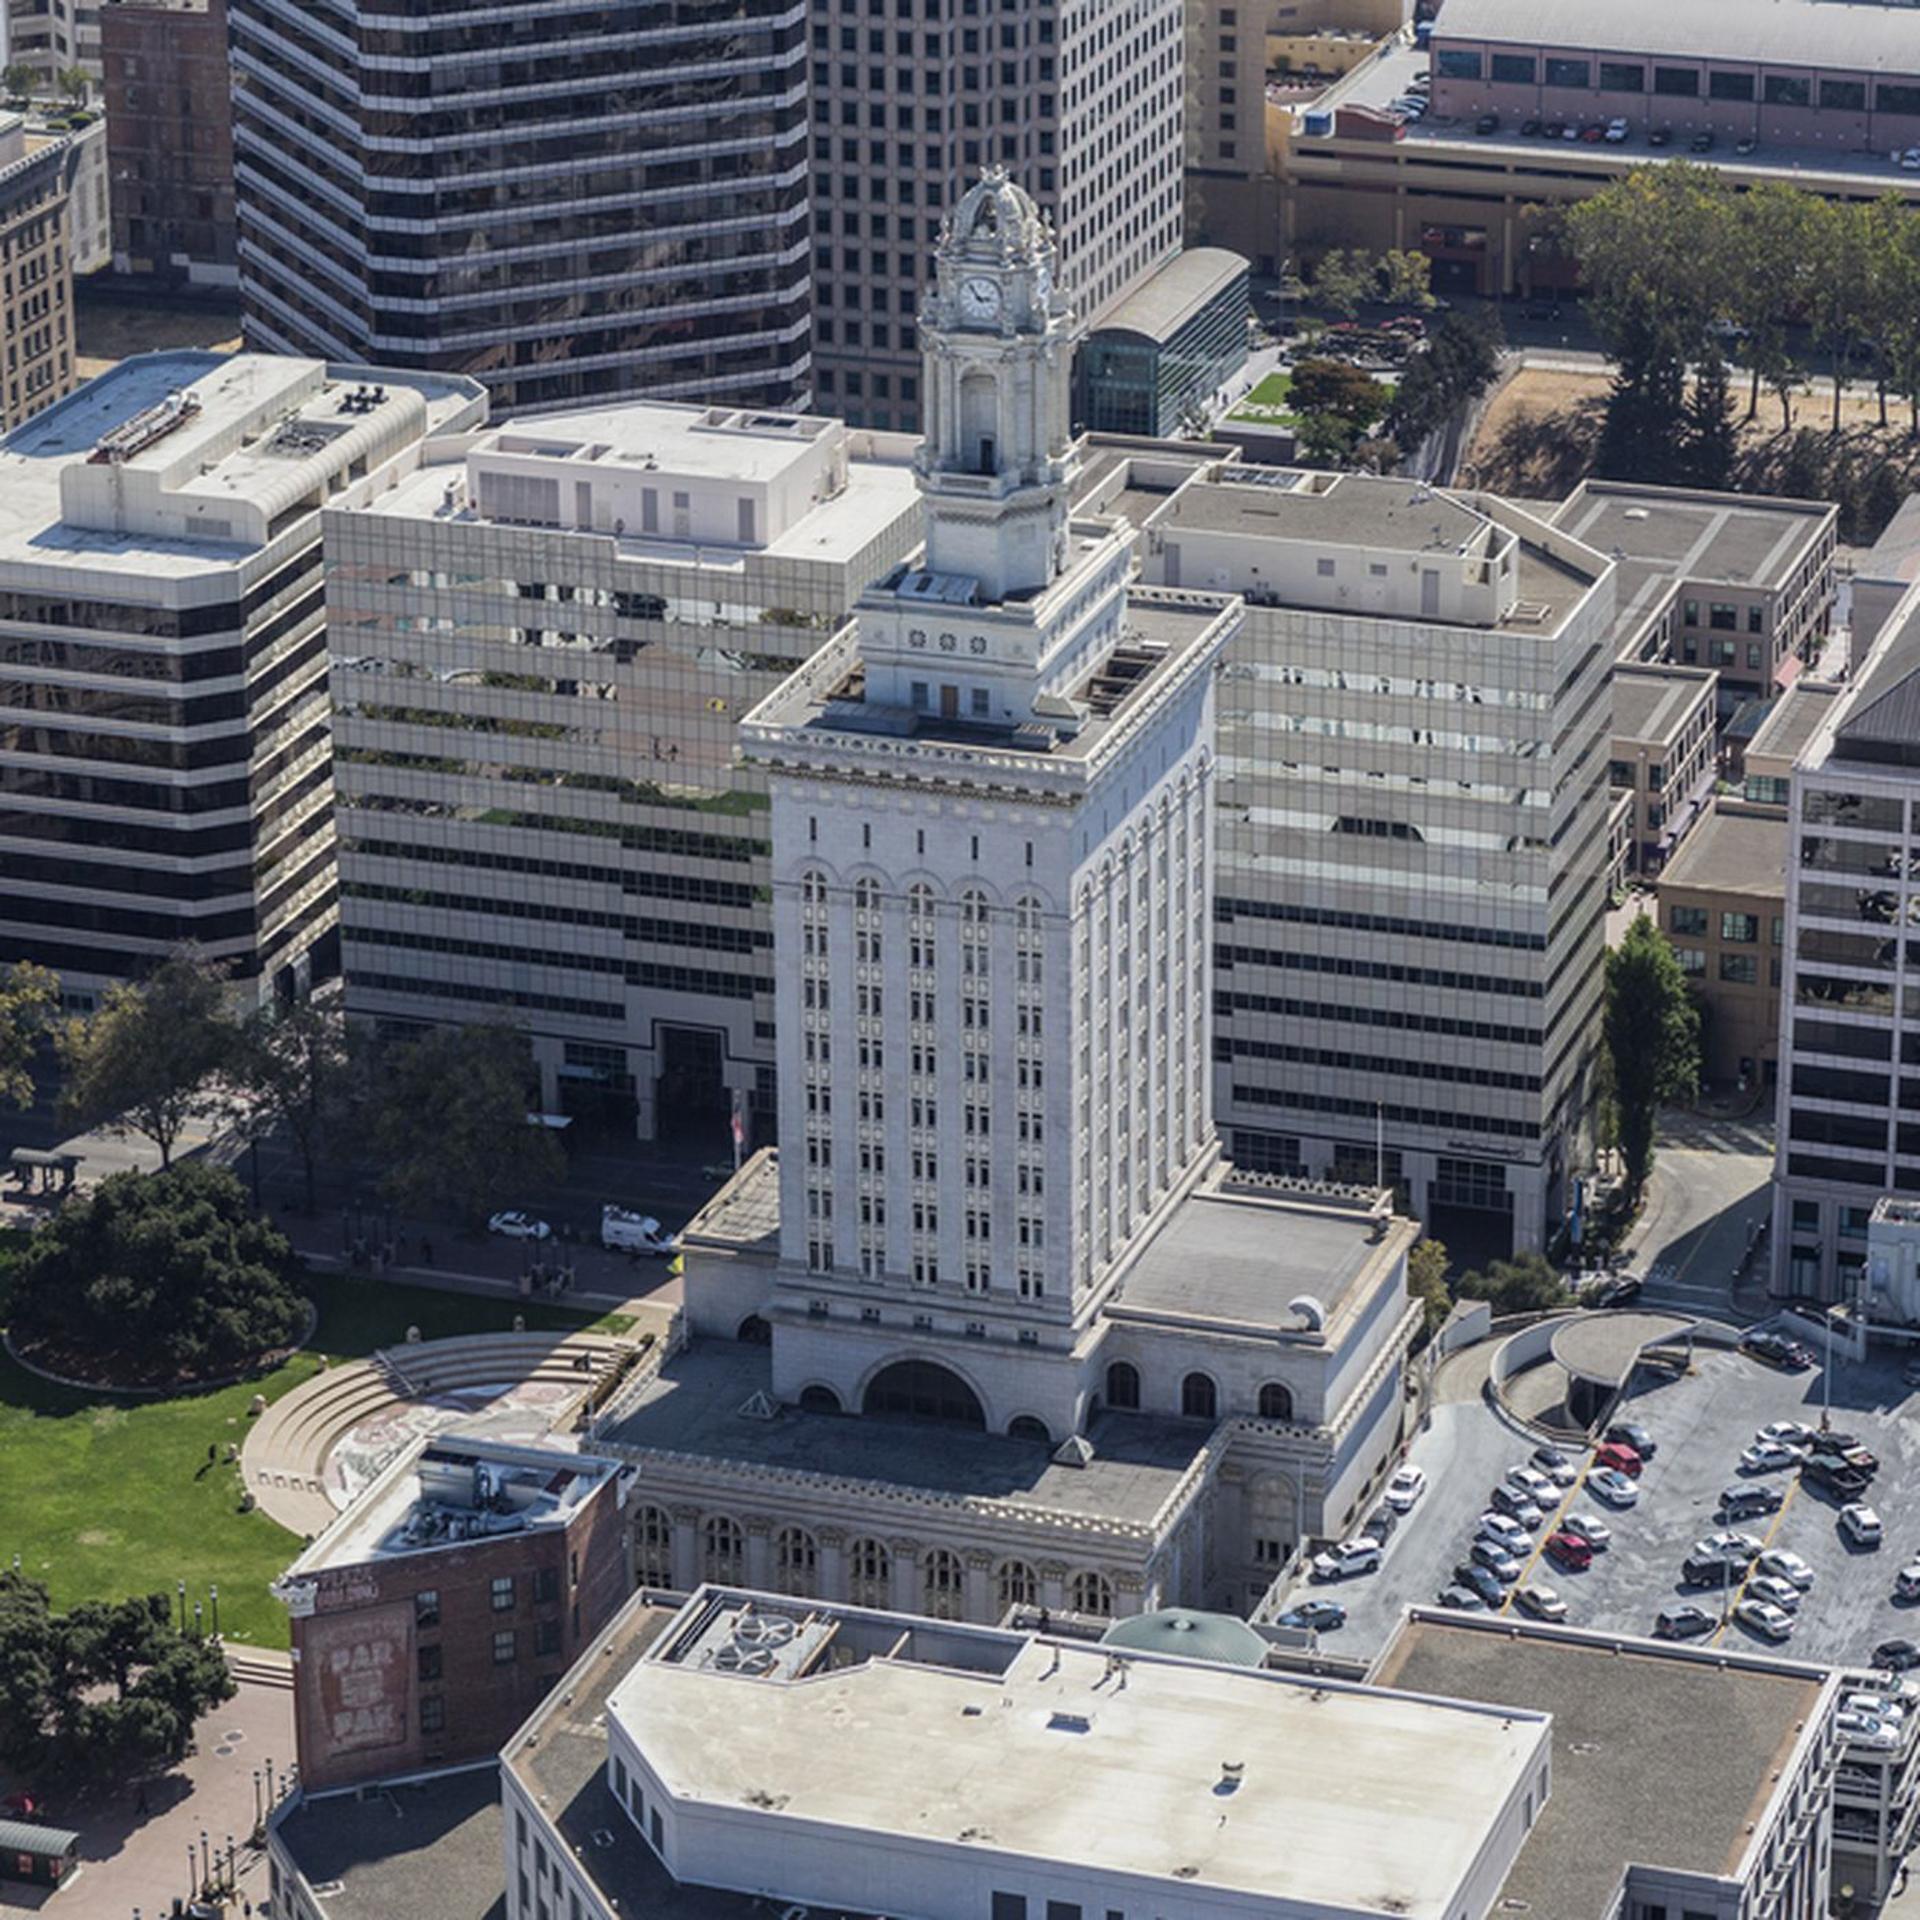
1842,1503,1885,1548
1476,1512,1532,1556
601,1204,678,1256
1504,1464,1557,1503
1755,1421,1816,1450
1311,1538,1383,1582
1739,1440,1799,1474
1588,1466,1639,1507
1384,1464,1427,1511
1755,1548,1814,1590
1734,1598,1794,1642
1894,1560,1920,1601
1562,1512,1611,1549
1746,1575,1803,1613
488,1209,551,1241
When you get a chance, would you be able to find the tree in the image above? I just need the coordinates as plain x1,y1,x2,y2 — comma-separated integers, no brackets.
1407,1237,1452,1346
0,1573,233,1786
7,1162,306,1377
1310,248,1373,319
0,960,58,1112
1596,310,1687,485
372,1023,564,1228
230,1000,359,1214
56,64,89,106
1289,356,1389,432
2,61,37,101
1380,248,1436,310
1604,913,1702,1200
1680,349,1738,490
57,947,235,1167
1293,411,1361,468
1456,1252,1570,1315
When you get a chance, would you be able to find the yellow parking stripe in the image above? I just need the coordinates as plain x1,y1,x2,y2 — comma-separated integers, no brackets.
1499,1462,1592,1615
1708,1474,1801,1647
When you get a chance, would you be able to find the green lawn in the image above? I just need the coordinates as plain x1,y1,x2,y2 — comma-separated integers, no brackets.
1230,371,1295,423
0,1274,621,1649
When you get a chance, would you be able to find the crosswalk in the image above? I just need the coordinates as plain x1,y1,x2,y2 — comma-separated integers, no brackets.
1657,1114,1776,1156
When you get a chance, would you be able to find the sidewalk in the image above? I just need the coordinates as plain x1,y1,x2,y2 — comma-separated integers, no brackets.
289,1234,683,1316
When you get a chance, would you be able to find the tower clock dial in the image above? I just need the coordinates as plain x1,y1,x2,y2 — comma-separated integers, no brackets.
959,275,1002,322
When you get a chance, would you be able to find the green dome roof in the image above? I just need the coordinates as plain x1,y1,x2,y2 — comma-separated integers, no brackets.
1100,1608,1268,1667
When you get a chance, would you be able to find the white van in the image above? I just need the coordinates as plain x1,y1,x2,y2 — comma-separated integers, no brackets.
601,1205,677,1255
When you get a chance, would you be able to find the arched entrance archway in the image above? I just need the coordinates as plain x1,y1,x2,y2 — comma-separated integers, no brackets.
863,1359,986,1429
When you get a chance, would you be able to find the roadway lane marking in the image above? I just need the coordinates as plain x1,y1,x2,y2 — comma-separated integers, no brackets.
1500,1459,1592,1615
1709,1474,1801,1648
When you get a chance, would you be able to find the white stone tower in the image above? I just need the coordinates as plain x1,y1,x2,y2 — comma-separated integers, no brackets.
741,172,1241,1444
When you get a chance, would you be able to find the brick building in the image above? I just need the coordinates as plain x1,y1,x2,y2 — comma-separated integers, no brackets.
275,1436,632,1792
100,0,237,288
0,112,74,433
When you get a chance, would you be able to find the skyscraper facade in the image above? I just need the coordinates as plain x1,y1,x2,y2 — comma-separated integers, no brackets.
806,0,1184,429
230,0,813,417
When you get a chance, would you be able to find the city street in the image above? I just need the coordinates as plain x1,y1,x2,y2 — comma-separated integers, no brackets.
1631,1138,1775,1320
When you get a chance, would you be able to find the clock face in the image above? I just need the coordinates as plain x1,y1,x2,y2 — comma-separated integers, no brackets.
959,275,1001,322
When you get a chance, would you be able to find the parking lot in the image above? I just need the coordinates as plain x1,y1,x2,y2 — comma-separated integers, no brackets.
1299,1342,1920,1669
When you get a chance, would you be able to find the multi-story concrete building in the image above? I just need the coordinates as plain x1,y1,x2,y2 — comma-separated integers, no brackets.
1132,468,1614,1256
274,1436,630,1794
228,0,812,418
1771,583,1920,1301
100,0,236,288
3,0,101,84
326,404,922,1142
1552,481,1837,714
0,110,74,432
1852,496,1920,658
807,0,1188,436
501,1586,1552,1920
1609,661,1717,877
1372,1610,1841,1920
0,350,486,1005
267,1588,1848,1920
1653,800,1788,1091
1206,1,1920,304
578,178,1420,1625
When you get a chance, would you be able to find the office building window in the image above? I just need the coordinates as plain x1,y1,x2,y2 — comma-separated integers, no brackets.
1598,61,1643,90
491,1575,516,1612
418,1644,442,1682
1669,905,1708,936
421,1694,446,1734
1435,49,1482,78
993,1896,1028,1920
1490,53,1534,82
1675,947,1706,976
1544,57,1590,87
416,1589,441,1628
1763,74,1810,106
1708,70,1754,100
493,1629,517,1664
1720,953,1759,985
1721,911,1759,943
1652,65,1698,95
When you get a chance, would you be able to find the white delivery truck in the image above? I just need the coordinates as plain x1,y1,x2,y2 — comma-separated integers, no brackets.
601,1205,678,1256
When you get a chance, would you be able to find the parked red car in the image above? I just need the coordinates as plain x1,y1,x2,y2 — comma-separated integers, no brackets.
1594,1440,1643,1477
1546,1530,1594,1571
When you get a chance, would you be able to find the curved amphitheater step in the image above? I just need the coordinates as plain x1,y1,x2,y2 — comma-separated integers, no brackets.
242,1328,633,1540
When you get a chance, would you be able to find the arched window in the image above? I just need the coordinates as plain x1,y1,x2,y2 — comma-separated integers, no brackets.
922,1548,966,1621
702,1514,745,1583
773,1527,817,1595
1258,1382,1294,1422
848,1536,891,1608
1069,1571,1114,1618
864,1359,986,1428
634,1505,673,1587
1008,1414,1051,1444
736,1314,770,1344
996,1560,1038,1617
798,1383,843,1414
854,877,880,910
1105,1361,1141,1411
1181,1372,1218,1421
800,868,828,908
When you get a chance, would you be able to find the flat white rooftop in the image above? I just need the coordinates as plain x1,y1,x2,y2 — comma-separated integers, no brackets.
611,1587,1549,1919
359,405,922,575
0,351,484,585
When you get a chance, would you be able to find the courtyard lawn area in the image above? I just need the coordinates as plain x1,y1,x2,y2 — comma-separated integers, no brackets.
1229,371,1294,423
0,1272,624,1649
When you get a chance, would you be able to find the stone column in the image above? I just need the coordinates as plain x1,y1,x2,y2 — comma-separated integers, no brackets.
670,1504,702,1591
889,1537,921,1614
1037,1558,1070,1612
965,1550,995,1624
815,1527,847,1603
744,1517,773,1591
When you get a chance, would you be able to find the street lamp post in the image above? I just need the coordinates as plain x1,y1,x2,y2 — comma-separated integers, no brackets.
253,1768,263,1832
226,1833,236,1892
177,1579,186,1632
210,1584,219,1639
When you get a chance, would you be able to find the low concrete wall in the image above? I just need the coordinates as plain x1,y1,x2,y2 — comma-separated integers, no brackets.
1437,1298,1492,1355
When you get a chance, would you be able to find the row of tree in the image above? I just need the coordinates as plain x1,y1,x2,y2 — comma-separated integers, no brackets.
1304,246,1438,318
0,948,562,1227
1563,165,1920,487
0,1573,234,1785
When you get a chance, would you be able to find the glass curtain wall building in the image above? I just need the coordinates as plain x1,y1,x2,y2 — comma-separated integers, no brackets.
230,0,813,417
1074,248,1248,438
